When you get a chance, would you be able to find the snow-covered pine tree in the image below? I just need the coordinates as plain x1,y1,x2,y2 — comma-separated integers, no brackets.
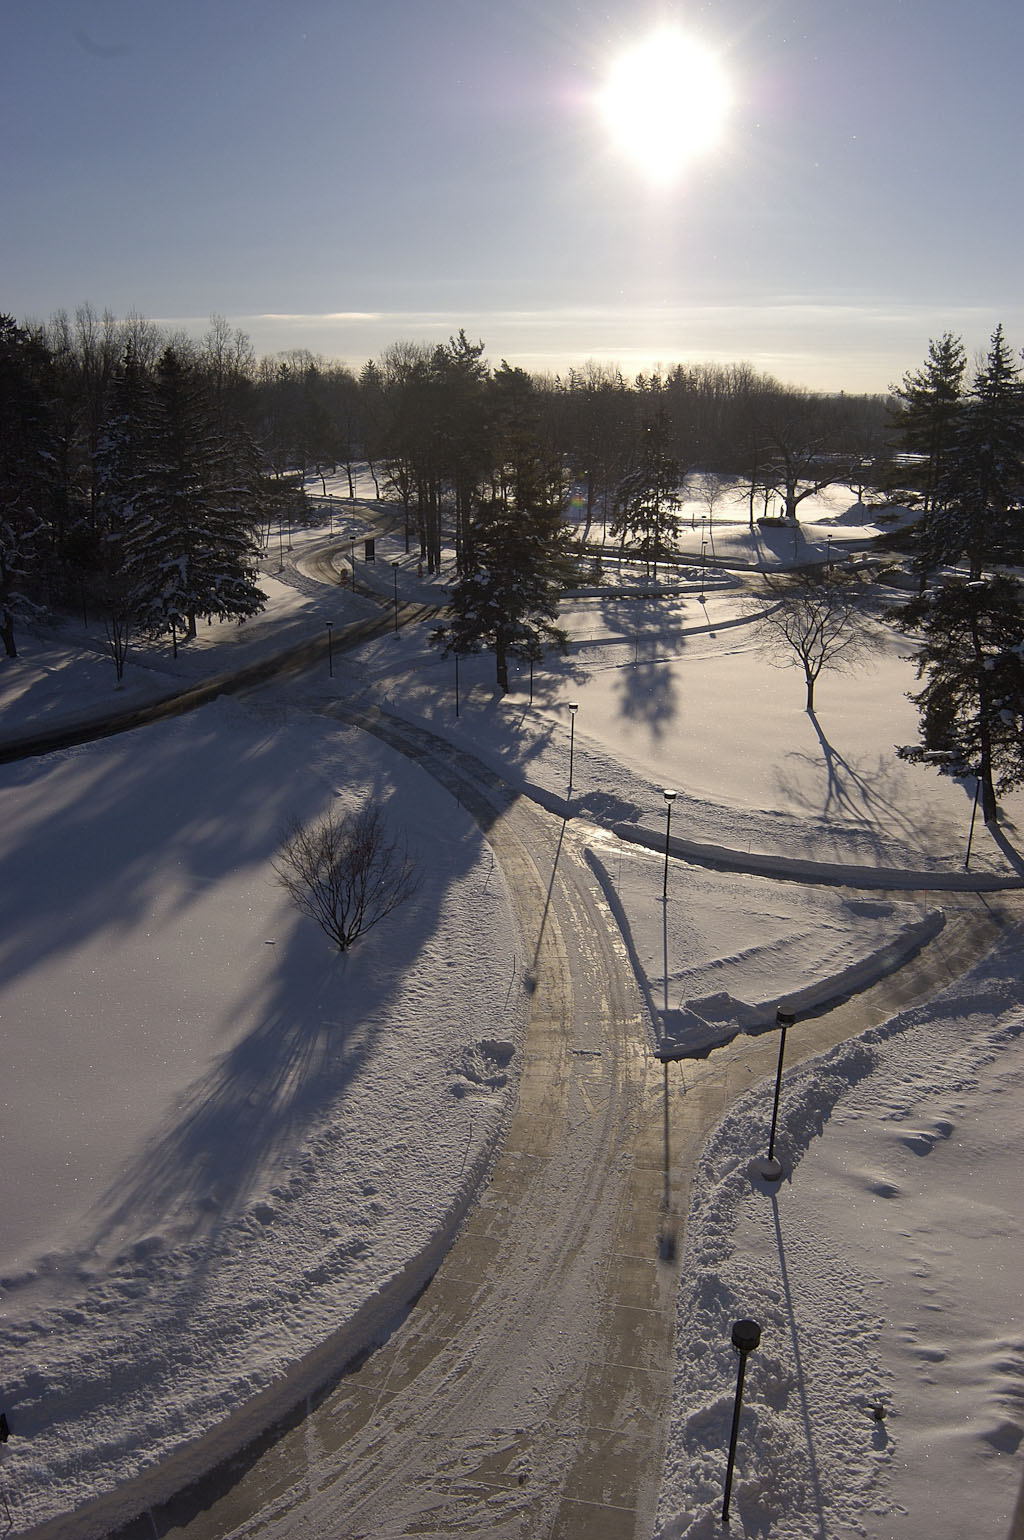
92,342,154,677
435,437,577,693
609,410,682,580
929,325,1024,578
890,332,966,516
120,346,265,640
0,314,57,657
95,342,150,580
892,573,1024,826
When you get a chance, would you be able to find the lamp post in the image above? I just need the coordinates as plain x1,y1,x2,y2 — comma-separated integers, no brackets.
965,773,981,869
567,702,579,792
700,539,707,603
760,1006,797,1182
455,651,460,719
392,561,400,632
722,1319,762,1525
326,621,333,677
662,788,677,898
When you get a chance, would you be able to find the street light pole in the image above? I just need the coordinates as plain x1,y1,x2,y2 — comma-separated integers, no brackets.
965,774,981,868
392,561,400,633
662,788,677,898
722,1319,762,1524
326,621,333,677
567,702,579,792
761,1006,796,1181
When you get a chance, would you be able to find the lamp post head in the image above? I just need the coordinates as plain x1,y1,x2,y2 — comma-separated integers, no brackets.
568,701,579,713
731,1319,762,1354
663,788,677,804
776,1006,797,1030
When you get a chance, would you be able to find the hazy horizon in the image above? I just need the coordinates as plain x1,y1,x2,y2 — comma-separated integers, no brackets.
6,1,1022,396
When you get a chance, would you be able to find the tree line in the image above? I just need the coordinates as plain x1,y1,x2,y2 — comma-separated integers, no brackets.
4,304,1022,833
2,304,897,664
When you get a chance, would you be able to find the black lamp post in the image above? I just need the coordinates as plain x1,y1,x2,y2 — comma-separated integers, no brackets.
326,621,333,677
722,1319,762,1524
567,702,579,792
700,539,707,603
965,773,981,869
455,651,460,719
392,561,400,632
761,1006,797,1181
662,788,678,898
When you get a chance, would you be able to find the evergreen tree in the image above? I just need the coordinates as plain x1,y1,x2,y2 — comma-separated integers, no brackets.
609,410,682,579
890,332,966,514
0,315,57,656
434,439,576,693
95,343,151,575
120,346,265,640
929,325,1024,578
90,342,154,670
891,574,1024,826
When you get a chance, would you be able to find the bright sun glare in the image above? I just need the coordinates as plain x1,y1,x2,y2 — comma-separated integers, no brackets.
599,28,731,184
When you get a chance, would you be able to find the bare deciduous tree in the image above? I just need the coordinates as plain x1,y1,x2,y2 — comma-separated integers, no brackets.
753,567,873,712
103,609,130,684
274,802,419,952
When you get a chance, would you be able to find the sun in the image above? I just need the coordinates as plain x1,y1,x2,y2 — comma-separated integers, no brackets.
599,28,731,184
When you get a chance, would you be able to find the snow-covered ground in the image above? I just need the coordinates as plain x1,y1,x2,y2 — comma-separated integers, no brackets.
1,477,1021,1537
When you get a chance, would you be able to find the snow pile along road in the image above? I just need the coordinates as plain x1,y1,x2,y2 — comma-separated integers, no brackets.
656,934,1024,1540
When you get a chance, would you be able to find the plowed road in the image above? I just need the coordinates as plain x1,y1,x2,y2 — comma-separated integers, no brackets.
107,703,1011,1540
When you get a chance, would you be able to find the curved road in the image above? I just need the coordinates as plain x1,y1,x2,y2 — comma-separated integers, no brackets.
16,536,1019,1539
105,702,1017,1540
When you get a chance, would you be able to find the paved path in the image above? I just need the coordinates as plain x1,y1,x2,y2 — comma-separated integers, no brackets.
102,707,1018,1540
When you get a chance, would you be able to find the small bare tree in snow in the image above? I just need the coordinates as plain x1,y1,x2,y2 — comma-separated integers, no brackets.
753,566,873,712
274,802,419,951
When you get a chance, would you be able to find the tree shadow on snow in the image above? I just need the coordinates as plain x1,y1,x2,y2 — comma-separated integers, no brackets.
1,707,485,1274
592,596,684,739
772,710,947,860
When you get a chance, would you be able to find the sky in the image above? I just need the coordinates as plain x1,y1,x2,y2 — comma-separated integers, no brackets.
3,0,1024,393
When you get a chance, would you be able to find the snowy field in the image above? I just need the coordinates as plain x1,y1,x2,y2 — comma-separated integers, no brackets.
1,478,1022,1537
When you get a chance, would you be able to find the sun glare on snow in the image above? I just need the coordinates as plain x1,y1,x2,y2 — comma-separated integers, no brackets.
599,28,731,184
